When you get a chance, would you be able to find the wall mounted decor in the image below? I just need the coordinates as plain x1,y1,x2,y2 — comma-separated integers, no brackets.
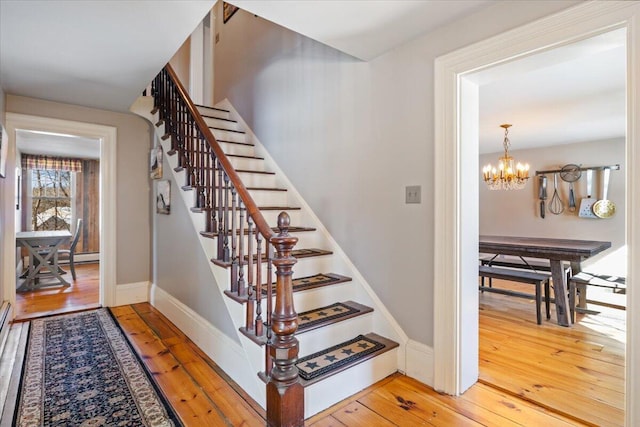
223,2,239,23
150,145,162,179
157,180,171,214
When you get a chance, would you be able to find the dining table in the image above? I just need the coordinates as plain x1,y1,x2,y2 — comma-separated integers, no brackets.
16,230,72,290
479,235,612,327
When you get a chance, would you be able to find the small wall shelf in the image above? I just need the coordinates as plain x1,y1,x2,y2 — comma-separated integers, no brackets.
535,164,620,175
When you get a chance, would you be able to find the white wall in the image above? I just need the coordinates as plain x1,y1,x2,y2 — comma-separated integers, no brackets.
214,1,579,346
480,138,626,273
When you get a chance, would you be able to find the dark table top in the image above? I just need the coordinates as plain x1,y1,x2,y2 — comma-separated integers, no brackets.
479,235,612,262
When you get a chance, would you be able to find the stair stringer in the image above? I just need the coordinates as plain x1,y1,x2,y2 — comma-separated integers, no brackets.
132,96,269,409
217,98,410,359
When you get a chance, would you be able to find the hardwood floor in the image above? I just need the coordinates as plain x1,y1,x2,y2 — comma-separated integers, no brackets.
114,303,592,426
14,262,100,321
10,270,624,426
479,278,625,427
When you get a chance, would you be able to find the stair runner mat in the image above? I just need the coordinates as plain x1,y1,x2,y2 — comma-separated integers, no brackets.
246,249,332,264
296,335,386,381
297,302,360,332
261,273,350,295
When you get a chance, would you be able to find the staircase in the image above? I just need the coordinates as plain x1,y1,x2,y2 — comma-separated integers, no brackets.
136,65,405,423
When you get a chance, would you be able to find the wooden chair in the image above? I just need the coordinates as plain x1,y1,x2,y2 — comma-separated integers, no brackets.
40,219,83,281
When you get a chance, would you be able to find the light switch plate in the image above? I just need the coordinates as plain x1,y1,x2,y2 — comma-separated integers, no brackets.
406,185,421,204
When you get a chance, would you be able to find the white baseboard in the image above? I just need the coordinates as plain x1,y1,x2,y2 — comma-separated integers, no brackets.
405,339,434,387
149,284,265,407
114,281,150,306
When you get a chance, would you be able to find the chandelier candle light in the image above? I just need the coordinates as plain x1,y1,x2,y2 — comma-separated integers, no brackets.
482,124,530,190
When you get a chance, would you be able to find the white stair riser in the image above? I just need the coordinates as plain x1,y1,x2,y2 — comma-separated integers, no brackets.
210,208,302,230
219,141,255,157
304,349,398,418
211,128,247,144
228,157,268,171
196,106,230,120
297,315,373,357
202,116,241,131
246,189,288,206
204,233,322,261
237,172,277,188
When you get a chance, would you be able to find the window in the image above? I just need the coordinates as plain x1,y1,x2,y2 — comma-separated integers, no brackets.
30,169,73,231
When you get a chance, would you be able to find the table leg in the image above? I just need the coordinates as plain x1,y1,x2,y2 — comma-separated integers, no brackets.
32,246,70,286
569,261,588,309
551,260,571,326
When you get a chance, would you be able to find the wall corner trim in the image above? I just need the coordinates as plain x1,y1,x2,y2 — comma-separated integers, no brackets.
114,281,149,306
148,284,265,407
405,339,434,387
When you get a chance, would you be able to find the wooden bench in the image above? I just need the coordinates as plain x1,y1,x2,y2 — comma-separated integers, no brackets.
569,272,626,320
478,265,551,325
480,255,572,288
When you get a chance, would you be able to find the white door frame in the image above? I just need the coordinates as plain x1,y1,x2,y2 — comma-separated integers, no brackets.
433,2,639,425
1,113,117,311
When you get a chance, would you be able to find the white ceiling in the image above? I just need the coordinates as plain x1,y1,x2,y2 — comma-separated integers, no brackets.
475,28,626,154
16,130,101,160
0,0,215,112
0,1,627,156
228,0,491,61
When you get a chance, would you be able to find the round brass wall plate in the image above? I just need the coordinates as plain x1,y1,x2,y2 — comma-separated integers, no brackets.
593,199,616,218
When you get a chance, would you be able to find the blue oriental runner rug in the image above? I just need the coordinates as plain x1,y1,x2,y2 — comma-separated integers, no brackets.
13,309,182,426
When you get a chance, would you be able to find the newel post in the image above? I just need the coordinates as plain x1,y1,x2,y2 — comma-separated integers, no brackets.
267,212,304,427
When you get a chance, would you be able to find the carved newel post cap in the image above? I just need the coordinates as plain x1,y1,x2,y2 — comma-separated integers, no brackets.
277,212,290,232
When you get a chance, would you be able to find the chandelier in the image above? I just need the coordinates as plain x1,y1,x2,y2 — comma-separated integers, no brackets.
482,124,530,190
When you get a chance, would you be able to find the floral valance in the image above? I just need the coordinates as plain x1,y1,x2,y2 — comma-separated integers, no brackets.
22,154,83,172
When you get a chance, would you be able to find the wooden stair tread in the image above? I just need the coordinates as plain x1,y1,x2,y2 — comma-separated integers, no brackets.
209,126,246,135
228,271,352,309
238,299,369,345
216,140,255,147
296,333,398,386
227,153,264,160
192,205,300,213
297,300,373,334
200,115,237,123
194,104,230,113
182,184,287,192
212,249,334,268
235,169,275,175
173,166,272,174
199,226,315,237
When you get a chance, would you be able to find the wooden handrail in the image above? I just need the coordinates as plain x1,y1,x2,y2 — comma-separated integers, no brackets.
164,64,275,243
151,65,304,426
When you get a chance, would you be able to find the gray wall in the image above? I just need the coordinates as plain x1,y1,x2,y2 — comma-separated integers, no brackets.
214,1,579,346
152,150,238,340
6,95,151,285
480,138,626,274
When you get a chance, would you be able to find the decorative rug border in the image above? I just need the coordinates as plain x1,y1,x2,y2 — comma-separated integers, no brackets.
12,308,183,427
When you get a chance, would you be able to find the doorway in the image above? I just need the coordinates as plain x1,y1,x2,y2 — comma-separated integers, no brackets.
14,130,101,319
432,2,640,426
1,113,117,318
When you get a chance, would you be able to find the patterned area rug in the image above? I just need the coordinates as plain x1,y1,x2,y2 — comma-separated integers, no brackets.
296,335,385,381
13,309,181,427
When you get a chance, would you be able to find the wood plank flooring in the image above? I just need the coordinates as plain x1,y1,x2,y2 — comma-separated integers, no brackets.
9,265,624,426
479,278,625,427
14,262,100,321
114,303,592,426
